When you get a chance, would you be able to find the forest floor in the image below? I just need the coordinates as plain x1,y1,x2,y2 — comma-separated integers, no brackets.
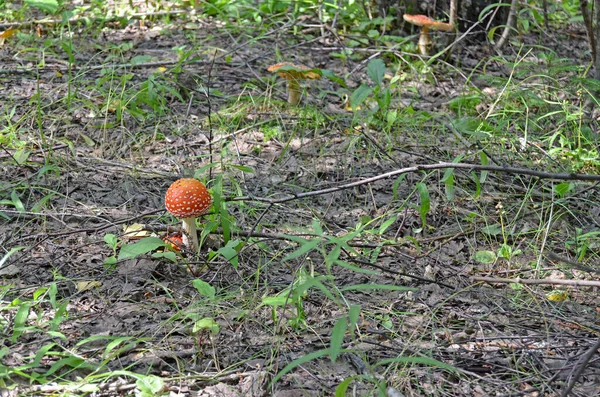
1,3,600,397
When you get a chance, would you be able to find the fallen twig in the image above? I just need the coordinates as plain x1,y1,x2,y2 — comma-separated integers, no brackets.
472,276,600,288
560,337,600,397
0,9,188,30
232,162,600,204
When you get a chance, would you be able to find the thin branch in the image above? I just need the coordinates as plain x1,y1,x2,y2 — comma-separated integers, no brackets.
561,337,600,397
0,10,189,30
472,276,600,287
231,162,600,204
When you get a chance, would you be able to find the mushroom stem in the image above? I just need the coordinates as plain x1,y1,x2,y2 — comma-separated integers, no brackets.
181,217,199,251
418,27,431,55
287,79,302,106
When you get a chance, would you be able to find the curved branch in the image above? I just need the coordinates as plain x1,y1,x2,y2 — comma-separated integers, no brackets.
232,162,600,204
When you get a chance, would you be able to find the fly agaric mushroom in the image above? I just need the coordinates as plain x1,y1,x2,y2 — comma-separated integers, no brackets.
163,234,184,252
267,62,320,106
165,178,212,251
403,14,454,55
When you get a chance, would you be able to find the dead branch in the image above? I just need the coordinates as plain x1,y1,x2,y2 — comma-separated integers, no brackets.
472,276,600,287
232,162,600,204
0,10,188,30
561,337,600,397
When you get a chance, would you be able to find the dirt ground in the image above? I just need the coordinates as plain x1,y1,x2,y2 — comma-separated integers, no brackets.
1,7,600,397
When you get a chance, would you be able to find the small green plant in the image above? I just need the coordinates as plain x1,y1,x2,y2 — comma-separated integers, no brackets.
566,229,600,261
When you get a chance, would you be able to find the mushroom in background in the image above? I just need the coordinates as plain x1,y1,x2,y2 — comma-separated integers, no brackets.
403,14,454,55
165,178,212,251
267,62,320,106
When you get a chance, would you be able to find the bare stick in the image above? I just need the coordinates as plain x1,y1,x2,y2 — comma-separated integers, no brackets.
472,276,600,288
0,10,188,30
232,162,600,204
560,337,600,397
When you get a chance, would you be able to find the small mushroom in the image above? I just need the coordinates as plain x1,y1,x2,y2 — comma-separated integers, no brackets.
403,14,454,55
267,62,320,106
163,234,184,252
165,178,212,251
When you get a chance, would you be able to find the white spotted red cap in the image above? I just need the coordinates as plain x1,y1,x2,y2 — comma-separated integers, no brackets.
165,178,212,218
165,178,212,250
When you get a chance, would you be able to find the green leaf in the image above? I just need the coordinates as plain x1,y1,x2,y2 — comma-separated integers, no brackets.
13,149,31,165
104,336,134,358
554,182,573,198
479,152,488,183
192,317,220,335
44,356,96,377
0,246,25,268
330,317,347,362
321,69,346,88
392,174,407,200
348,305,361,330
117,237,165,261
136,375,164,397
378,216,396,235
269,348,332,387
336,376,372,397
151,251,178,262
12,302,31,343
416,182,430,228
104,234,118,249
481,224,502,236
48,282,57,308
452,117,495,138
31,193,55,213
25,0,58,14
215,239,241,268
350,84,373,109
130,55,153,65
366,58,386,86
10,191,25,212
104,256,117,267
191,279,215,299
230,164,254,173
334,260,380,275
283,238,320,261
46,331,67,340
474,250,496,264
375,356,458,373
471,171,481,199
261,294,289,307
325,244,341,268
442,168,455,201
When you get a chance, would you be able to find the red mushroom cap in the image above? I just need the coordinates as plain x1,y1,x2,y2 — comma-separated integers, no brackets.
403,14,454,32
163,234,184,252
165,178,212,219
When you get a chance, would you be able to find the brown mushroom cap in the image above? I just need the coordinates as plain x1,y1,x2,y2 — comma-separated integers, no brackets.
403,14,454,32
267,62,321,80
165,178,212,219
